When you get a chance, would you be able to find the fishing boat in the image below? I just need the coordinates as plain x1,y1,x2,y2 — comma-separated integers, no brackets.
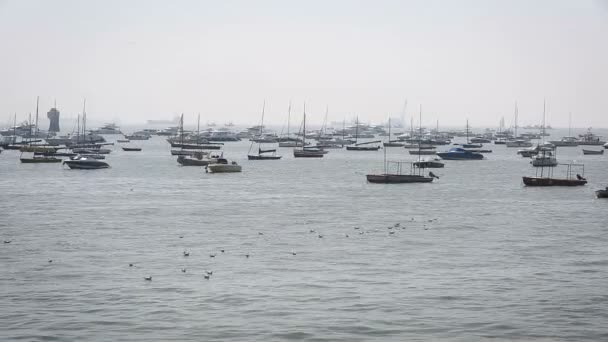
248,101,281,160
294,105,325,158
436,147,483,160
523,163,587,186
63,157,110,169
122,147,142,151
206,158,242,173
578,129,605,145
582,149,604,155
596,187,608,198
366,106,435,183
346,117,381,151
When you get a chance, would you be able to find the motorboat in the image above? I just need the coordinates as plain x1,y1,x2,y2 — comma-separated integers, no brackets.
206,158,242,173
177,152,221,166
578,129,605,146
549,136,578,147
596,187,608,198
122,147,142,151
582,149,604,155
63,157,110,169
531,150,558,167
91,123,122,135
70,154,105,160
436,147,483,160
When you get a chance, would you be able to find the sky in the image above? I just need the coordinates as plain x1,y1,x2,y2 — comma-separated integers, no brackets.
1,0,607,128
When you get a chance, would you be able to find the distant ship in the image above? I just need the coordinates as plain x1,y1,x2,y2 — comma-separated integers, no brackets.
147,116,180,125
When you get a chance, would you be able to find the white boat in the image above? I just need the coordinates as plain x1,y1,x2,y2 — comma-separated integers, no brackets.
91,123,122,135
531,150,558,167
206,158,242,173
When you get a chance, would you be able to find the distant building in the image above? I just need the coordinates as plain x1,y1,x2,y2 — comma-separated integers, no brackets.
47,107,60,132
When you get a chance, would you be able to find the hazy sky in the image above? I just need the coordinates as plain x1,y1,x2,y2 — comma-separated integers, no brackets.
1,0,607,128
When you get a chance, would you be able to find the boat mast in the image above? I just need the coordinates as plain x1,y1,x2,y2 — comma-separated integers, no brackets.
568,112,572,137
34,96,39,140
196,113,200,145
354,117,359,145
286,101,291,139
388,117,391,143
418,105,423,175
466,119,470,144
302,103,306,149
13,113,16,143
82,99,87,144
514,102,518,138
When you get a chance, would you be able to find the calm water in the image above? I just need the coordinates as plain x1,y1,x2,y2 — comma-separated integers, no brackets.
1,129,607,341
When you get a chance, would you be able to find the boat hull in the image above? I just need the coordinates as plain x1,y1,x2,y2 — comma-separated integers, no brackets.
346,146,381,151
522,177,587,186
20,157,62,163
413,161,444,168
122,147,142,151
177,156,214,166
63,160,110,169
596,190,608,198
207,164,242,173
366,174,434,183
293,150,324,158
582,149,604,155
247,155,282,160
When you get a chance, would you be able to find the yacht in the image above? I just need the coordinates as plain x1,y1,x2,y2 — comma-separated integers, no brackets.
549,136,578,147
436,147,483,160
206,158,242,173
91,123,122,134
63,157,110,169
531,150,558,167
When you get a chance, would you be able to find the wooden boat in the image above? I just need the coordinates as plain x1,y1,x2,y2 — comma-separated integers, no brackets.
523,163,587,187
206,158,242,173
582,149,604,155
596,188,608,198
122,147,142,151
20,155,62,163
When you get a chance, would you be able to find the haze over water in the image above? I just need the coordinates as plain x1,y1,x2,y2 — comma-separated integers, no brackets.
2,129,608,341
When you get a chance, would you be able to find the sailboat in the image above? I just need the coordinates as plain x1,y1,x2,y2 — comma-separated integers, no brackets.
366,106,435,183
294,104,325,158
530,101,558,167
549,113,578,147
383,118,405,147
248,101,281,160
278,102,300,147
20,97,62,163
63,100,111,169
460,120,482,149
346,117,381,151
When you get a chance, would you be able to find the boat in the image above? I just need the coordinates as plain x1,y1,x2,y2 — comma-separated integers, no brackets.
294,105,325,158
383,118,405,147
206,158,242,173
578,129,605,145
549,136,578,147
346,117,381,151
124,133,150,140
177,151,220,166
247,101,281,160
506,139,533,148
63,157,110,169
531,150,558,167
70,154,105,160
91,123,122,135
122,147,142,151
596,187,608,198
582,149,604,155
366,106,435,184
413,157,445,168
20,153,62,163
436,147,483,160
409,149,437,155
117,139,130,143
523,163,587,186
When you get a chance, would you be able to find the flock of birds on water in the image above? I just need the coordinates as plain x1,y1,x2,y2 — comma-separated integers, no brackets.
2,217,439,282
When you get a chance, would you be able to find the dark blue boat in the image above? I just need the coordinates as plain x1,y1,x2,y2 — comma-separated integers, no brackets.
436,147,484,160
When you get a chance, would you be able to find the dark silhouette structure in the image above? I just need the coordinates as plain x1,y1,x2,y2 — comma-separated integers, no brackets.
47,107,60,132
